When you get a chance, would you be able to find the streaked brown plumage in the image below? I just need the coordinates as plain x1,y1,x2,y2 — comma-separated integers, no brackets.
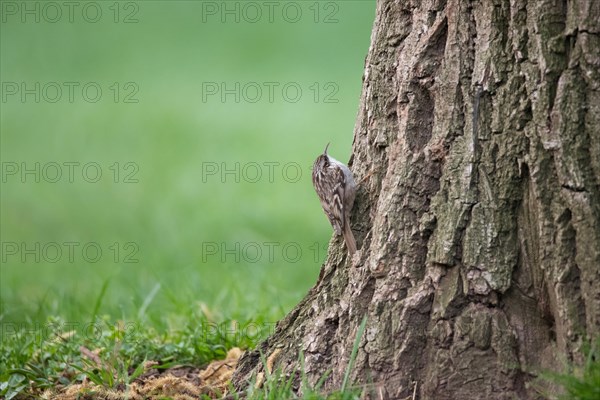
312,143,357,255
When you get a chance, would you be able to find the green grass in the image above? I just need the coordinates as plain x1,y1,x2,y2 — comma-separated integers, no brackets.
539,338,600,400
233,316,368,400
0,312,369,398
0,313,257,398
0,1,375,397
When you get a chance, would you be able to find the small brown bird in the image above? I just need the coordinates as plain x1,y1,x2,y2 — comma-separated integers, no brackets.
312,143,357,255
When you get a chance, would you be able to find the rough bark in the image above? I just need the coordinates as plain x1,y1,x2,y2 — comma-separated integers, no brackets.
233,0,600,398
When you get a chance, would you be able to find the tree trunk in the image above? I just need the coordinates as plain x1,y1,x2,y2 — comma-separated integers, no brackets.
233,0,600,398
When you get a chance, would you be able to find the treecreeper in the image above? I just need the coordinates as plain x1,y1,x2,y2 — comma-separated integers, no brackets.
311,143,357,256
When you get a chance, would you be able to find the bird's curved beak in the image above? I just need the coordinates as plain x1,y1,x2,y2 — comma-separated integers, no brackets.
324,142,330,154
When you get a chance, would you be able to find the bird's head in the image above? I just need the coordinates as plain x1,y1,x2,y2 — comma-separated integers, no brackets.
313,143,331,172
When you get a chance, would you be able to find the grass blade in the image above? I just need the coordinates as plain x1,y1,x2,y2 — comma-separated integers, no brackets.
91,278,111,323
341,315,367,392
138,283,161,320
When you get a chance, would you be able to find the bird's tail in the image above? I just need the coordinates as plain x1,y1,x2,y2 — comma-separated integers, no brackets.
342,219,357,255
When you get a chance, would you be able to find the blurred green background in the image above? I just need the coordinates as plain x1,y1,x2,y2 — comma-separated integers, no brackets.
0,1,375,330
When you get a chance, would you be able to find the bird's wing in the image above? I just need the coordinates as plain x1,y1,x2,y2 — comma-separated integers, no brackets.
322,166,346,235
